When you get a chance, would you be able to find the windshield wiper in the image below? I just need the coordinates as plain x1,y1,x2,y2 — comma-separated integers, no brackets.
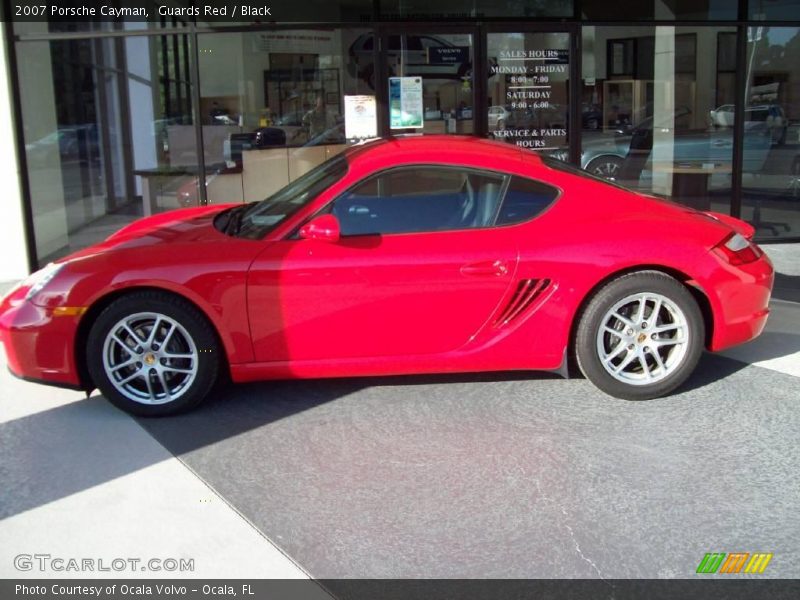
223,205,246,236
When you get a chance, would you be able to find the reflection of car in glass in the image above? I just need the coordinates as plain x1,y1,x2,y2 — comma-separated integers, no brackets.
581,103,603,130
1,137,772,416
709,104,787,145
581,110,773,181
348,33,472,88
488,105,510,130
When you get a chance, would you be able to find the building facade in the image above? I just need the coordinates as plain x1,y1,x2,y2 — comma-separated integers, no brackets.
2,1,800,279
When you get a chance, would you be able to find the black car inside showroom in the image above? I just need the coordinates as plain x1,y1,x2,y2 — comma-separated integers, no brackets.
0,1,799,599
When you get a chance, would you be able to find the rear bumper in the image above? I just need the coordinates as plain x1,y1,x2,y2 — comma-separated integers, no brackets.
707,252,774,352
0,286,82,388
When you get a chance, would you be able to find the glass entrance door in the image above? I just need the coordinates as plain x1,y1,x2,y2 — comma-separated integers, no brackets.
486,31,571,160
381,30,475,135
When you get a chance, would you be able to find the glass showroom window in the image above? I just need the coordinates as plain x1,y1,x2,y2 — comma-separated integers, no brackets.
487,31,571,161
383,31,475,136
15,26,197,266
741,26,800,240
580,26,738,215
196,29,375,206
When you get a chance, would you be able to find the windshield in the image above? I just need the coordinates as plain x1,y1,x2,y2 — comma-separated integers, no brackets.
234,154,348,239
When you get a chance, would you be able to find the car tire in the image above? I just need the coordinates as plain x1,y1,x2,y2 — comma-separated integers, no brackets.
575,271,704,400
86,290,220,417
497,119,505,131
585,155,624,180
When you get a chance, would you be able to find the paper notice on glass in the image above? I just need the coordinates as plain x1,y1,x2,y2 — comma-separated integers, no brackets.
389,77,424,129
344,95,377,139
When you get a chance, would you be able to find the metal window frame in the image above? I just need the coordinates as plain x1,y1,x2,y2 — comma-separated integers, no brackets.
4,5,800,270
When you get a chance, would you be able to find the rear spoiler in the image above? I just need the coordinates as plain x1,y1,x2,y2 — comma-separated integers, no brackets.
702,211,756,240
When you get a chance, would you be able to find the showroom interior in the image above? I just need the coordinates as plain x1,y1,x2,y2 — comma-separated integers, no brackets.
3,0,800,272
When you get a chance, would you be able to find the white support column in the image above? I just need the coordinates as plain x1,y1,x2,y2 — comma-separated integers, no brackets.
0,24,31,279
651,26,676,196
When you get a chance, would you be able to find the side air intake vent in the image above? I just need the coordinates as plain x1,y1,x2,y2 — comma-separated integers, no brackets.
494,279,552,327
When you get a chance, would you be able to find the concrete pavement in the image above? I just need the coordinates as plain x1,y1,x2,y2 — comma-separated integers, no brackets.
0,322,309,579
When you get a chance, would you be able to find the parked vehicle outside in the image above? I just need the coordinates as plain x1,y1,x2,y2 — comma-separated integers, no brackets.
709,104,788,145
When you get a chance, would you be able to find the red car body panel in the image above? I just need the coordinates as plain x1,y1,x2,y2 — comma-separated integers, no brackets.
0,136,773,390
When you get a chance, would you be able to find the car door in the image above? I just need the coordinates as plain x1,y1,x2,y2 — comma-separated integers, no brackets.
247,165,518,363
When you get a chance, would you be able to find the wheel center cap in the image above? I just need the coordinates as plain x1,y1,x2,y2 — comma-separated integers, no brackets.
143,353,157,365
637,333,647,344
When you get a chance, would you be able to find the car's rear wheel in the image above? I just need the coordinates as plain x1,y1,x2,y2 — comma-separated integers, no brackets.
575,271,704,400
585,155,624,180
87,291,220,416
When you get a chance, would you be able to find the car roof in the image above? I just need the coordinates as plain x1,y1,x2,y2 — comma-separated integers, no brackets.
345,135,538,166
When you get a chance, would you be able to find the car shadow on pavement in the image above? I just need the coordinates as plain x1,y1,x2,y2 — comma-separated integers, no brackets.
137,371,563,456
772,272,800,303
0,368,570,521
0,378,365,520
0,355,759,521
676,353,749,395
720,330,800,363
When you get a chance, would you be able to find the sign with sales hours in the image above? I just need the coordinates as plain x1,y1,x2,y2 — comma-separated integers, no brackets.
491,47,569,151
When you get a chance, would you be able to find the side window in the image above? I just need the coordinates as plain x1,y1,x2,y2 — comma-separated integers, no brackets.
332,167,506,236
496,176,559,226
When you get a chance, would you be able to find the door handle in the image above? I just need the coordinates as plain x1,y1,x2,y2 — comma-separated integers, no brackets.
461,260,509,277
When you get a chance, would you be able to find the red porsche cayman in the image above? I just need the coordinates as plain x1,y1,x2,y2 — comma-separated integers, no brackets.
1,136,773,416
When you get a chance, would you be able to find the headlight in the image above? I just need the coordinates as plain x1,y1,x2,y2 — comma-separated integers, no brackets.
24,262,65,301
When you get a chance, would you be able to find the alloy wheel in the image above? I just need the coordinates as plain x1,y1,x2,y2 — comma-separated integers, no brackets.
102,312,199,405
590,159,621,180
595,292,689,385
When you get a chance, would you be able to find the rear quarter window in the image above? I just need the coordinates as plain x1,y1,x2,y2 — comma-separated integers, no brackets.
496,176,559,226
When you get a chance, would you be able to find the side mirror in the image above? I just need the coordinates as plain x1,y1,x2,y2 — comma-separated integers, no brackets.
298,214,341,243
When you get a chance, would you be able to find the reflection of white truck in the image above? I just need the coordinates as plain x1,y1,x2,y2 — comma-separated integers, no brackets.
709,104,787,145
709,83,787,145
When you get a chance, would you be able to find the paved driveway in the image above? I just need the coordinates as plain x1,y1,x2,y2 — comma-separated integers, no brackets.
138,350,799,578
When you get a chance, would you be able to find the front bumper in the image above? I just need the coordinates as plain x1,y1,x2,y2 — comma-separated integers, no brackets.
0,285,83,388
707,252,774,352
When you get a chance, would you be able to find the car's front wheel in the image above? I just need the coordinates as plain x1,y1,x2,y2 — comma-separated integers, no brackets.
575,271,704,400
86,291,220,416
